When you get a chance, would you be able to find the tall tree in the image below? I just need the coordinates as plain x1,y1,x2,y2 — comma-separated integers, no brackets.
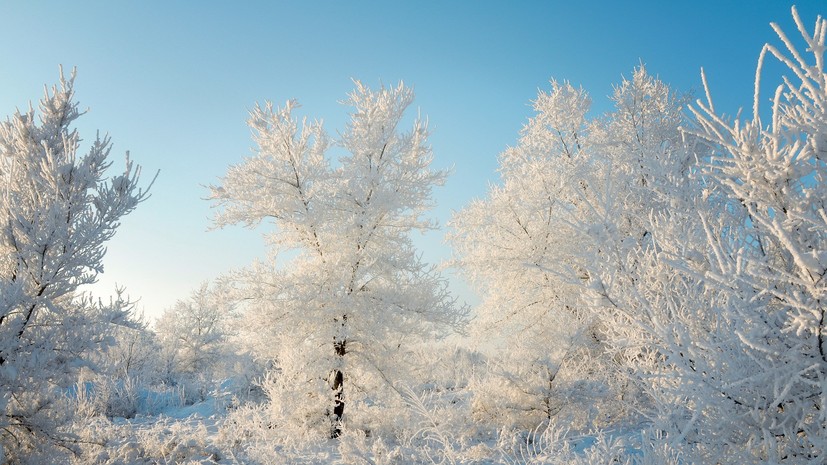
632,8,827,462
450,68,693,429
0,69,151,461
210,82,467,438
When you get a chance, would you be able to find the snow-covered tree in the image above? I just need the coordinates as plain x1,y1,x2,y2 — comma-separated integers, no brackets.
88,291,160,383
155,281,234,397
450,68,693,429
0,70,152,461
506,8,827,463
620,8,827,463
210,82,468,438
104,317,160,383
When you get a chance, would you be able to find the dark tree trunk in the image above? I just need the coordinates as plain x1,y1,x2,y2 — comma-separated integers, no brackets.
330,338,346,438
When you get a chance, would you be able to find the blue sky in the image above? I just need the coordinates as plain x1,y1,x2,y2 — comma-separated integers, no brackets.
1,1,823,318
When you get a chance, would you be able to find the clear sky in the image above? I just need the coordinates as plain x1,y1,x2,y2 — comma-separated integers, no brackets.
1,1,823,319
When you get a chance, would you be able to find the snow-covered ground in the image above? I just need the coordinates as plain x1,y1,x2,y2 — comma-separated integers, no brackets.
63,378,670,465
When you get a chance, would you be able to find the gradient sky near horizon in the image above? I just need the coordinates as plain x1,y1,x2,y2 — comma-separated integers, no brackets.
1,1,823,319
